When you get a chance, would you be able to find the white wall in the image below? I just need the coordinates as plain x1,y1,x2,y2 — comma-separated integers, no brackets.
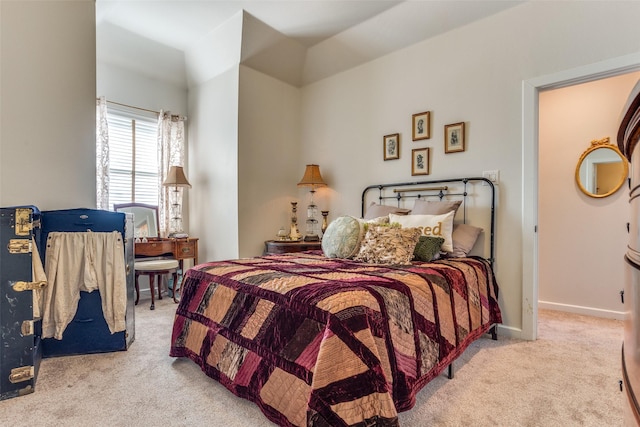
187,65,302,261
0,0,96,209
188,67,240,262
96,21,187,90
299,1,640,336
538,72,640,319
97,62,187,114
185,12,304,260
238,66,301,257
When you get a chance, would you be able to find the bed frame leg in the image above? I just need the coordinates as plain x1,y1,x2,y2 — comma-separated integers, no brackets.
447,363,454,379
490,325,498,341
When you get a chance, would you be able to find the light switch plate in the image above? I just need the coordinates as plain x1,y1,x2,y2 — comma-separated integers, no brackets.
482,170,499,185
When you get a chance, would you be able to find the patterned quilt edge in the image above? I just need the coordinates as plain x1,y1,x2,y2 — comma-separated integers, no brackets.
170,254,502,426
169,344,310,427
397,322,494,412
169,320,498,424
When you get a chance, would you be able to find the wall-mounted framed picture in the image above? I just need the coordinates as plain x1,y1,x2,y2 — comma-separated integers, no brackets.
444,122,465,153
411,147,430,175
383,133,400,160
412,111,431,141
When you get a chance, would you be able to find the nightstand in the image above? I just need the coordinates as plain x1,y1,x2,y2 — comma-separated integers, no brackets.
264,240,322,255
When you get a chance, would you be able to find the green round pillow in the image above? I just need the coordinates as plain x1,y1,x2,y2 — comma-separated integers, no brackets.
321,216,364,259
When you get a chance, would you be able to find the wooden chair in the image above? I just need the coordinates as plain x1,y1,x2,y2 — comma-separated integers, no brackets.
133,258,179,310
114,203,178,310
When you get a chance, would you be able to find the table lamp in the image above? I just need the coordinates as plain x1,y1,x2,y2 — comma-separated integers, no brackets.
163,165,191,238
297,164,327,241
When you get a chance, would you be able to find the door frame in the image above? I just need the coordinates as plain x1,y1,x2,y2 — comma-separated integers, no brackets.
522,52,640,340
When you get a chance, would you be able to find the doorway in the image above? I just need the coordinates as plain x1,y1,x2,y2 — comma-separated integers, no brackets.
522,53,640,340
538,73,640,322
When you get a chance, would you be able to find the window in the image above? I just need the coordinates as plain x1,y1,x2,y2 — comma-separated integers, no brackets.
106,110,159,209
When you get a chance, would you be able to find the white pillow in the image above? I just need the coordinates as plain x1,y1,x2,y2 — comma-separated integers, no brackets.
389,211,455,252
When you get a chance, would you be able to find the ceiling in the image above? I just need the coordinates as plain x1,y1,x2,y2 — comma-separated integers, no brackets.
96,1,524,87
96,0,404,50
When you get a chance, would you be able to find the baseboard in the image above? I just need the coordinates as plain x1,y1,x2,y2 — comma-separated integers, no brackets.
492,303,623,343
495,324,522,340
538,300,624,320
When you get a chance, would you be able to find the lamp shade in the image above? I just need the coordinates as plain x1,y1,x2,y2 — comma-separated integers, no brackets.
297,164,327,188
163,166,192,188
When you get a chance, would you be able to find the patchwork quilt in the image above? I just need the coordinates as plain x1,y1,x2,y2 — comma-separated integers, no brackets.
170,252,502,426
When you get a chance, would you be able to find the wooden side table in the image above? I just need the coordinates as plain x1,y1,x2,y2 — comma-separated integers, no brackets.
264,240,322,255
174,238,199,268
170,238,198,302
135,238,198,270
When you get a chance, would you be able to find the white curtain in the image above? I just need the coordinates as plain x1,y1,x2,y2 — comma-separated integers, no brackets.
96,96,110,210
157,111,186,237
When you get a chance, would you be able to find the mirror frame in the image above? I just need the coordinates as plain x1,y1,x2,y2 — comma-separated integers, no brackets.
113,203,160,238
575,137,629,198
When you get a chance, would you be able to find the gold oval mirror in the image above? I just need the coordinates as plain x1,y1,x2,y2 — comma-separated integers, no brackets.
575,137,628,198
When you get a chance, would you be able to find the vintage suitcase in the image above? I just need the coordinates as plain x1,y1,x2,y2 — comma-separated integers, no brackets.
39,208,135,357
0,207,43,400
0,207,136,400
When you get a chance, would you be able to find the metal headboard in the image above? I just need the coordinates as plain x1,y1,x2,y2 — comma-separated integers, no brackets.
361,177,496,265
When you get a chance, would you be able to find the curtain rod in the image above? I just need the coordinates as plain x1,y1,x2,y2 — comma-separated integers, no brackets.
99,98,160,115
98,98,187,121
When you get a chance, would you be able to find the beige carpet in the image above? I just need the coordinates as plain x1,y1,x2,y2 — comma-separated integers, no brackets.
0,294,623,427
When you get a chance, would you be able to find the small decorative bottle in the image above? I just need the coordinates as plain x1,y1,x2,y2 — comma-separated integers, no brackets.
277,227,288,241
321,211,329,236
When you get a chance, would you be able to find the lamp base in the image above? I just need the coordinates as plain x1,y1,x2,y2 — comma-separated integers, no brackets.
303,234,320,242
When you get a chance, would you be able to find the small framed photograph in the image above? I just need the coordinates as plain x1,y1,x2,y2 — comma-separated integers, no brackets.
383,133,400,160
411,147,430,175
444,122,465,153
412,111,431,141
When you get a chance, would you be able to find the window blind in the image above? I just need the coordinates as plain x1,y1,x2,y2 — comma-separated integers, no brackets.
107,110,159,208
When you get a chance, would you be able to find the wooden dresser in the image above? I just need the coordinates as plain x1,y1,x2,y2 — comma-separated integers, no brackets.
135,237,198,270
618,78,640,426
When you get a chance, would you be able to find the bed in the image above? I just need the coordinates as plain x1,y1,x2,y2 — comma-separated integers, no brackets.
170,177,502,426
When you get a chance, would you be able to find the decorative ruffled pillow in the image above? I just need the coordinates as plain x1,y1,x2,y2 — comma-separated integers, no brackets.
413,236,445,262
354,225,422,265
364,215,390,225
321,216,365,259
